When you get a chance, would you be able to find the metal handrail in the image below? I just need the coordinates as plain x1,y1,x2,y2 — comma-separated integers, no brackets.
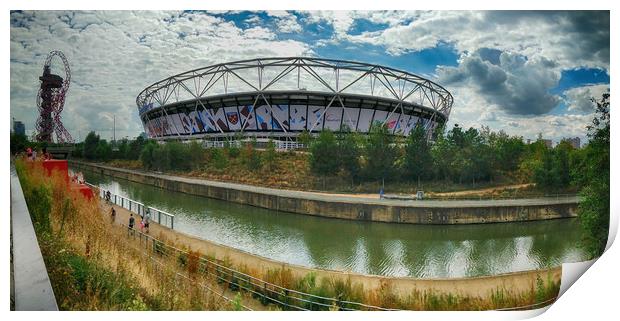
494,296,557,311
86,182,175,229
128,233,253,310
122,224,395,311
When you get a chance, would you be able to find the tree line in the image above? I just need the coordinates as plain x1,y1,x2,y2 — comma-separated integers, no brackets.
307,123,586,193
67,120,586,193
71,132,279,173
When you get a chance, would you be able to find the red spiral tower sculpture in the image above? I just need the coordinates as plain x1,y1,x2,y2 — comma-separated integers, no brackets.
35,50,73,144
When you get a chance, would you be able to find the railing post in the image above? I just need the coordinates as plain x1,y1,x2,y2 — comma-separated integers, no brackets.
158,210,161,224
171,216,174,230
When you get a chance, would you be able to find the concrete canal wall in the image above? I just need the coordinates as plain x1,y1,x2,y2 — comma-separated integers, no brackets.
72,160,578,225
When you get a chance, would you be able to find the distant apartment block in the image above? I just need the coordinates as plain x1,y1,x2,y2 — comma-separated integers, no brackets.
526,138,553,148
564,137,581,149
13,120,25,136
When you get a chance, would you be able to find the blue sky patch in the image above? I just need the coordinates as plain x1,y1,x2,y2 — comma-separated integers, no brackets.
315,41,459,77
348,18,390,35
553,68,610,94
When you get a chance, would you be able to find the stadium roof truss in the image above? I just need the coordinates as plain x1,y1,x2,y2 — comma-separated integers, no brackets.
137,57,453,138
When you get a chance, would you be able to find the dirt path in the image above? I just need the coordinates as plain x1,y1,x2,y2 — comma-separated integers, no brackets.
277,183,534,199
309,191,379,199
431,183,534,197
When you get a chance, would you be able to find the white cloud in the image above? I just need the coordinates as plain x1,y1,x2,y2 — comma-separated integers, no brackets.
438,50,561,115
563,84,610,113
305,11,609,70
244,15,261,25
10,10,313,141
275,14,302,33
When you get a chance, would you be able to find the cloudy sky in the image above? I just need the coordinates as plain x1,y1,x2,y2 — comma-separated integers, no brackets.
10,10,609,143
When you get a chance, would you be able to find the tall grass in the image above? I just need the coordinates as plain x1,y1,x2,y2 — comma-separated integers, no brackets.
15,159,229,310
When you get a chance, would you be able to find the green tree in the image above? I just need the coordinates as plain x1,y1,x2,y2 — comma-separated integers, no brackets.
152,143,169,171
309,130,340,178
140,140,158,170
533,147,555,189
83,131,100,160
431,127,453,181
466,127,493,185
127,135,146,160
363,124,397,182
532,140,575,191
241,140,262,171
10,132,29,155
518,138,548,183
224,138,240,158
95,140,112,161
569,145,589,188
113,138,129,159
552,140,573,188
403,124,432,185
209,147,228,170
263,139,278,171
298,130,313,148
167,142,191,171
71,142,84,158
187,141,205,169
485,127,526,175
577,93,610,258
336,127,361,181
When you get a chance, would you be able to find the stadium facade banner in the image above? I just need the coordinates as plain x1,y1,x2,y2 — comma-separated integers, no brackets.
143,105,431,138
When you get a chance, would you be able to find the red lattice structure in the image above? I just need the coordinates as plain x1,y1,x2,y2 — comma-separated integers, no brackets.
35,50,73,144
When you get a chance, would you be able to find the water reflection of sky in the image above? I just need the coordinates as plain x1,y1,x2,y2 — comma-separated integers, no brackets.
84,170,588,278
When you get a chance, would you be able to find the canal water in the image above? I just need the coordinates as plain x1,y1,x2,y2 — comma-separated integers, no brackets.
82,170,587,278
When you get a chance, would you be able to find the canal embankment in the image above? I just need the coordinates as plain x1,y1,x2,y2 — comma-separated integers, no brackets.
71,160,578,225
105,200,562,301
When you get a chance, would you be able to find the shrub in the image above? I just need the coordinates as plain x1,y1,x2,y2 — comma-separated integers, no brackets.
241,142,262,171
263,140,277,171
209,148,228,170
231,293,244,311
225,140,240,158
25,184,52,233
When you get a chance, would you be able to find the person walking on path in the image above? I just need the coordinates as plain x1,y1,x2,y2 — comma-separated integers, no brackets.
110,207,116,223
129,213,135,234
144,209,151,234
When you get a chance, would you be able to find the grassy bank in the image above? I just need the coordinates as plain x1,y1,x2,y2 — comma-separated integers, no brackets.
102,157,575,199
15,159,231,310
